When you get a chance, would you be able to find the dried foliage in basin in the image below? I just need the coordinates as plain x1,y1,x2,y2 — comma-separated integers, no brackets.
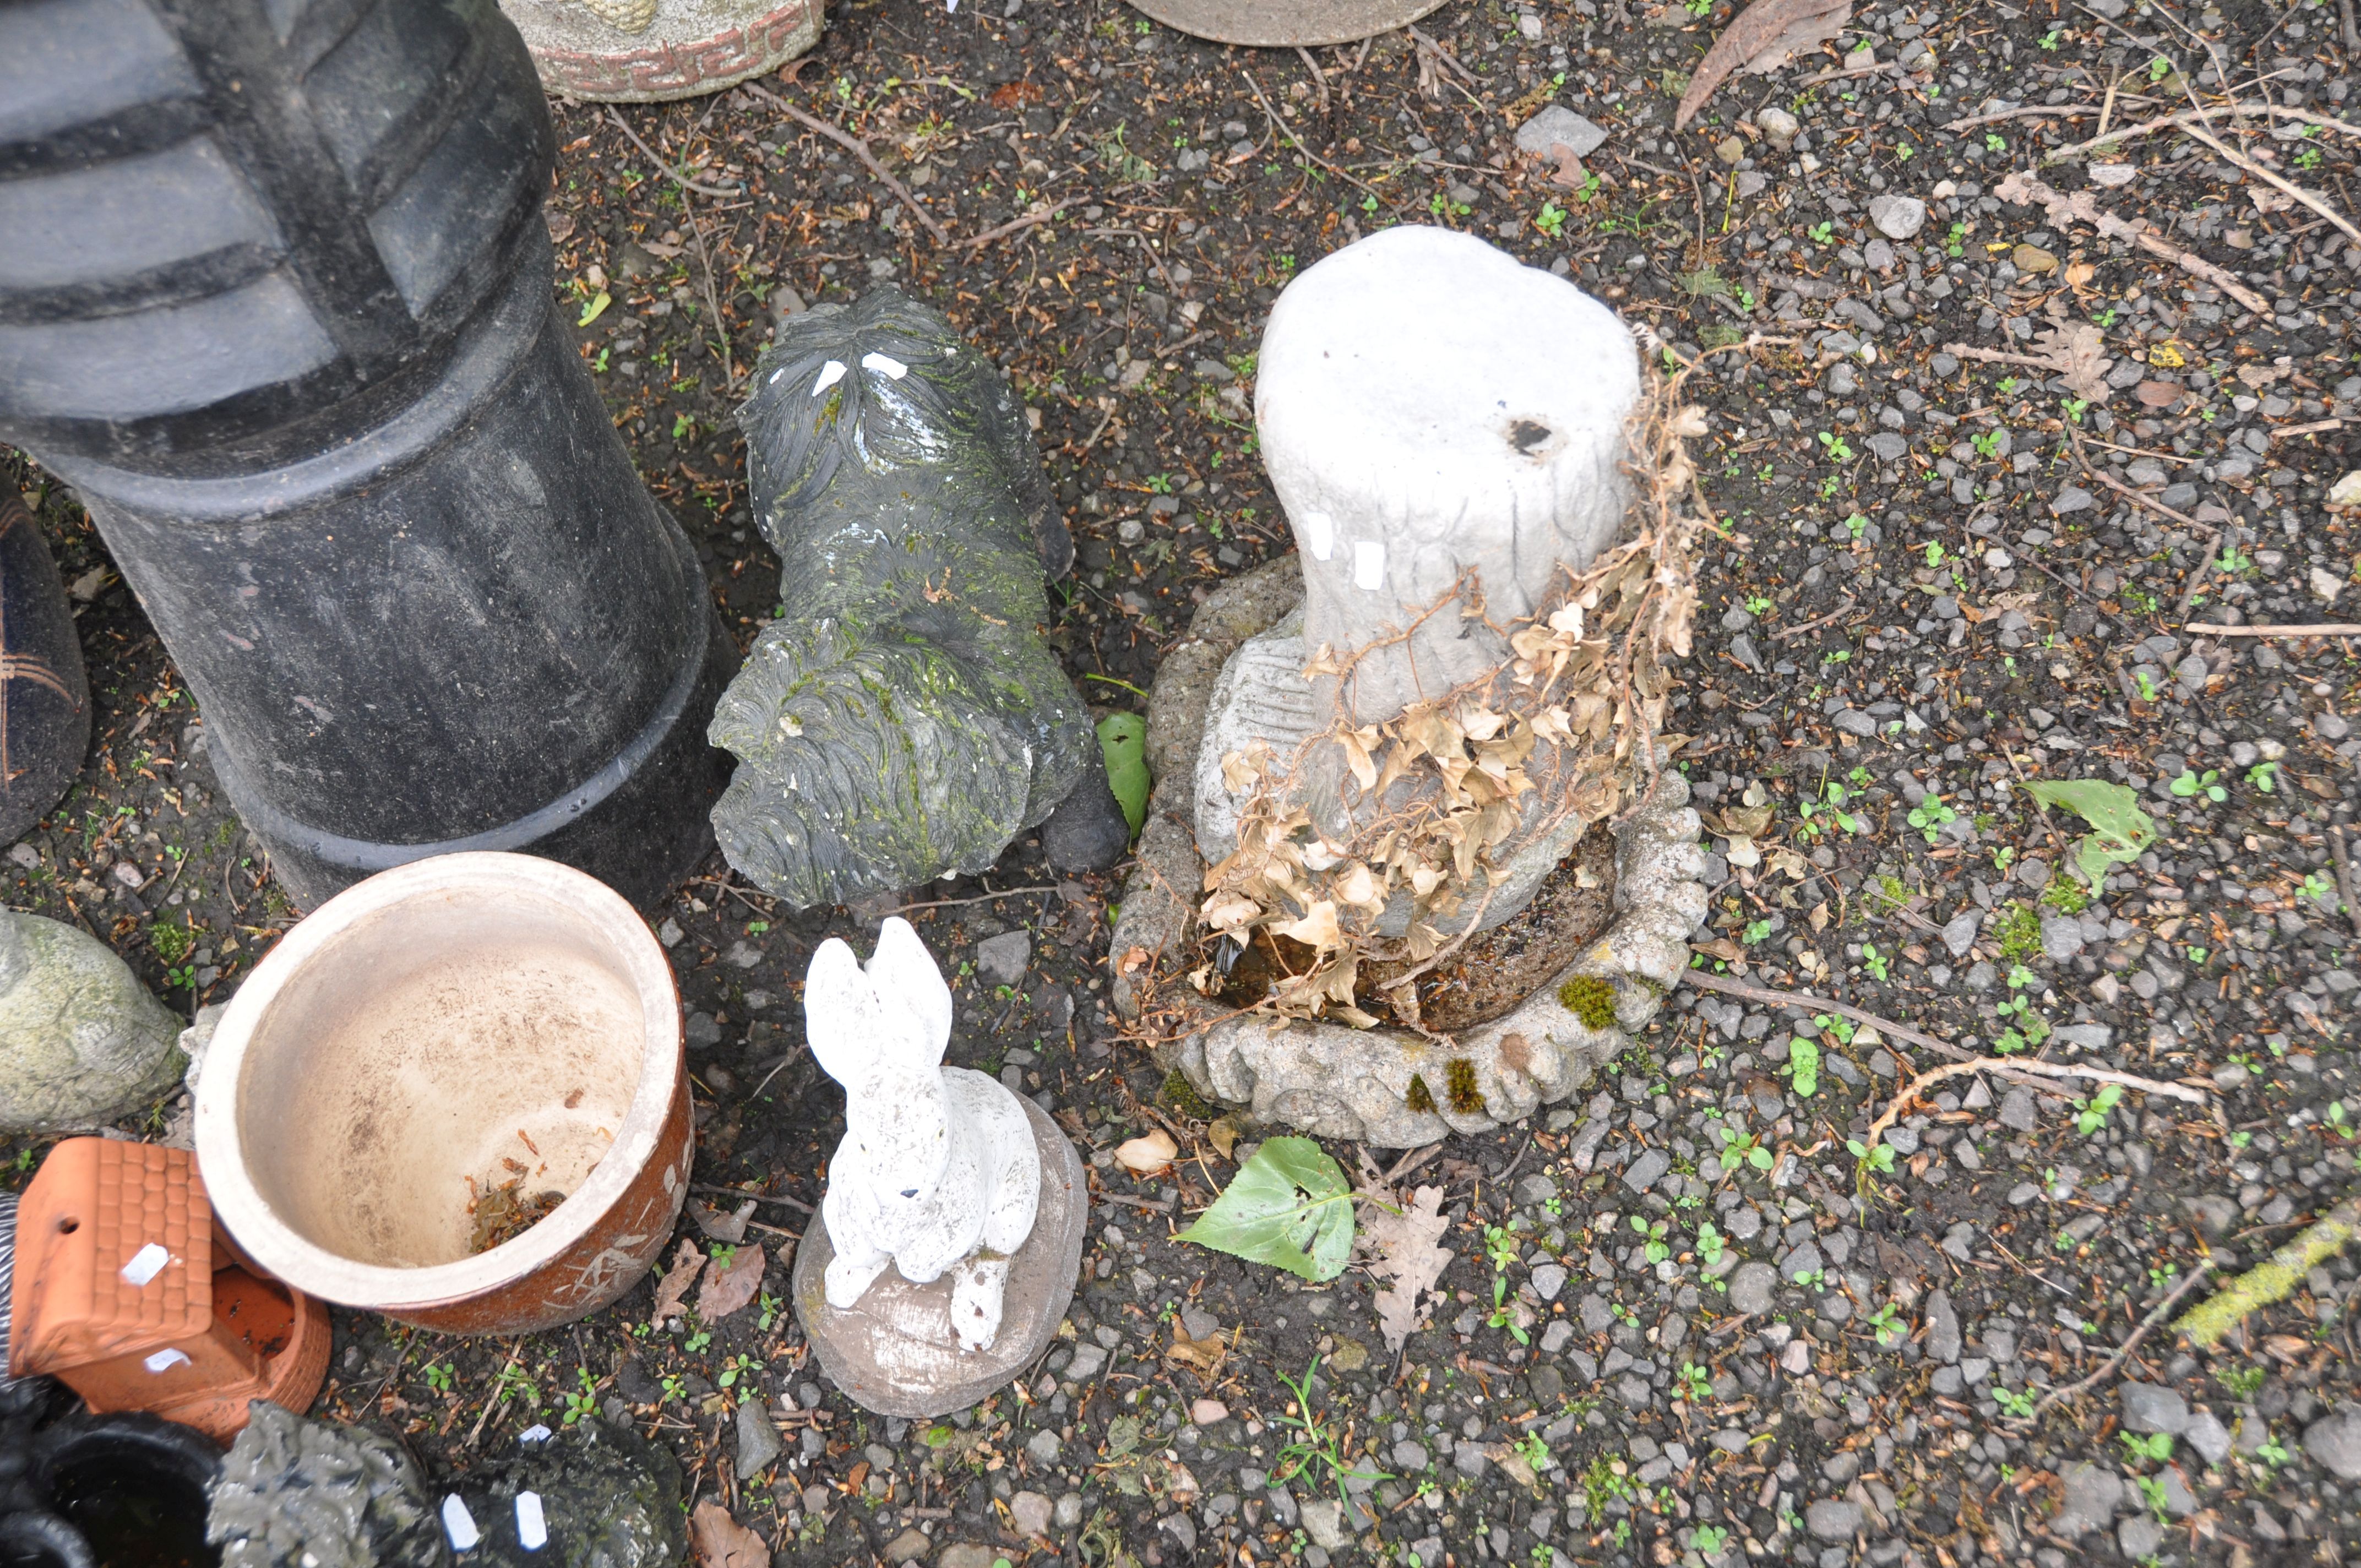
1188,372,1709,1030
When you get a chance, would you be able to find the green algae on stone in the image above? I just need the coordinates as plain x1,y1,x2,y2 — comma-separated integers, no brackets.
709,289,1094,908
1557,972,1620,1031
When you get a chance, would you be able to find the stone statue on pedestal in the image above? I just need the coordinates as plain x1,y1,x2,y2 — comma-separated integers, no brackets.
710,290,1129,909
791,919,1087,1417
1193,225,1644,933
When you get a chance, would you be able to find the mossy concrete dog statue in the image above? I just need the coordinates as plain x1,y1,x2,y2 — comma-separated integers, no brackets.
709,289,1126,907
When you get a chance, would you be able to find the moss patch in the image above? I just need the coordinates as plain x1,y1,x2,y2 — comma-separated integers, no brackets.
1160,1070,1215,1120
2039,878,2091,914
1994,901,2043,962
1861,873,1910,918
1445,1058,1484,1115
1557,973,1620,1030
1406,1074,1437,1114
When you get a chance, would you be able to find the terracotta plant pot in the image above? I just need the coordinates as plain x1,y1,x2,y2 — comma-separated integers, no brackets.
194,853,690,1335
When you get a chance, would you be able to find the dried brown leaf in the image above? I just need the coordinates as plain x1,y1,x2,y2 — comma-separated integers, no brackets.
1364,1184,1452,1353
650,1238,704,1324
690,1501,768,1568
2030,321,2113,402
696,1240,767,1320
688,1199,755,1244
1117,1130,1179,1173
1275,900,1343,950
1167,1323,1229,1375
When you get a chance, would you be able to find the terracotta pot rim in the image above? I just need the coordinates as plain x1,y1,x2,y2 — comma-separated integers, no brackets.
194,851,681,1311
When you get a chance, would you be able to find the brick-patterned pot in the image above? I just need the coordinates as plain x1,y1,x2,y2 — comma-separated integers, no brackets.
194,853,690,1336
498,0,822,102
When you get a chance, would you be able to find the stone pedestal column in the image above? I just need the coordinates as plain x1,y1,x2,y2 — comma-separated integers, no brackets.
1261,226,1640,724
1194,227,1641,931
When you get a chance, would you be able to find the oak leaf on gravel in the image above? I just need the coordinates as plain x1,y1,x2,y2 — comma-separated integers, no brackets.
1167,1321,1229,1375
1674,0,1853,130
1362,1184,1452,1352
697,1240,767,1320
650,1238,704,1323
690,1500,767,1568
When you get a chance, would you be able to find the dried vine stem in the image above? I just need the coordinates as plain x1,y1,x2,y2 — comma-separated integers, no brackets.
1865,1055,2211,1151
1680,967,1960,1061
2016,1259,2220,1424
1185,373,1705,1026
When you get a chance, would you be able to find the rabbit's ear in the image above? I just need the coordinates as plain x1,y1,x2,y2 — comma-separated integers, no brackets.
867,917,953,1068
804,936,890,1088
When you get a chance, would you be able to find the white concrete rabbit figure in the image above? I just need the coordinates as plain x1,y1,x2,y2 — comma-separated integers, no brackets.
806,916,1041,1351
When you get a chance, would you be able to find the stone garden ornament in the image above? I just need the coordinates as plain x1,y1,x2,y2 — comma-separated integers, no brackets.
0,912,183,1134
1124,0,1451,47
710,289,1129,908
1111,226,1711,1145
791,918,1086,1417
496,0,822,102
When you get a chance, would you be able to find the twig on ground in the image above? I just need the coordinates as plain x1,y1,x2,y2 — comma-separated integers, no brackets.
1769,594,1858,641
1679,966,1965,1061
2273,417,2346,441
2067,458,2226,621
964,198,1079,249
1090,225,1179,295
1865,1057,2211,1155
2017,552,2105,605
2173,117,2361,249
681,205,735,389
2177,1197,2361,1347
1381,1142,1445,1189
466,1345,524,1447
744,1048,805,1103
2019,1259,2221,1422
1993,168,2270,314
1295,45,1331,113
1941,105,2098,132
1988,1233,2077,1297
2333,826,2361,943
741,83,950,246
885,884,1067,914
1097,1191,1177,1213
2043,103,2361,165
1243,72,1394,211
1405,26,1483,89
692,1181,814,1213
1077,405,1118,454
605,106,743,198
2185,622,2361,638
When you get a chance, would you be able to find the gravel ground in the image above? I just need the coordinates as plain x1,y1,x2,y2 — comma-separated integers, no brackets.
6,0,2361,1564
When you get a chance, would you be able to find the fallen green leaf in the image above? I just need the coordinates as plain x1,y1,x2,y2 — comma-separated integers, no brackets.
2021,778,2157,887
1098,712,1150,838
578,289,612,326
1178,1135,1353,1281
